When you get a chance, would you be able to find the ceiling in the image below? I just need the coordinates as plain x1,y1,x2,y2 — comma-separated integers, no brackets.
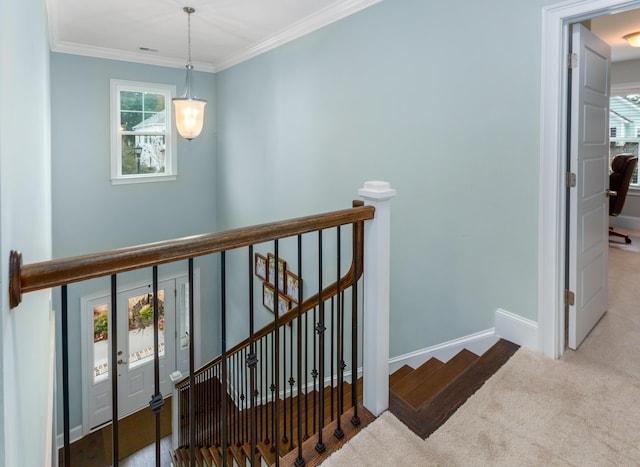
591,8,640,62
46,0,381,73
45,1,640,73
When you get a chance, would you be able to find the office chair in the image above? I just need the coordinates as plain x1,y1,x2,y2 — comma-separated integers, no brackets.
609,153,638,244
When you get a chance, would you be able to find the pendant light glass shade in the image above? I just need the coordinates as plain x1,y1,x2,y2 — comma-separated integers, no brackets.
173,7,207,140
624,32,640,47
174,96,206,140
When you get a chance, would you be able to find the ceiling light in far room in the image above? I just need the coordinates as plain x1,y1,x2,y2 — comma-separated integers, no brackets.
173,6,207,140
624,31,640,47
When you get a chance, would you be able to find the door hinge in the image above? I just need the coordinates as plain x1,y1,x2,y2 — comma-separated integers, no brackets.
565,289,575,307
568,53,578,69
566,172,577,188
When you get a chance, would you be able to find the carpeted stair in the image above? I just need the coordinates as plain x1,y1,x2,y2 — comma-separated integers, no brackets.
389,339,519,439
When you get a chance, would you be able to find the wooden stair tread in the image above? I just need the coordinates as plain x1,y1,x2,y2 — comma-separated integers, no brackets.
389,339,519,439
175,378,366,466
389,365,414,388
208,446,223,467
390,357,444,398
280,404,375,467
201,446,214,467
403,349,478,409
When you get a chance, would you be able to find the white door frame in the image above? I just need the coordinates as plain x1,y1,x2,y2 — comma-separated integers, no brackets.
540,0,640,358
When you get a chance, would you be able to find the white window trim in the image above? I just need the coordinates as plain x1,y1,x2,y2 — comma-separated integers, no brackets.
110,79,178,184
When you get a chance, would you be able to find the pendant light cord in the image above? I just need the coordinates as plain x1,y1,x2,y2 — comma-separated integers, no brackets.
187,9,192,66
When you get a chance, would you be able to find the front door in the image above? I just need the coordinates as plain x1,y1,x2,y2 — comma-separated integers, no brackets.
116,281,175,417
568,24,611,349
86,276,192,430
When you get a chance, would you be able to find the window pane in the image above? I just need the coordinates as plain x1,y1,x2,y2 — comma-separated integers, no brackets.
121,135,166,175
121,91,142,111
144,92,165,112
120,111,143,131
136,111,166,133
178,282,190,350
93,304,109,384
127,291,165,369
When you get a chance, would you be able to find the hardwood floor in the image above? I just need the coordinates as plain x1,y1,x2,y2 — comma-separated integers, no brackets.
59,401,172,466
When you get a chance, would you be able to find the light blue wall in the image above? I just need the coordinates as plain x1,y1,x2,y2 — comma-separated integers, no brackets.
50,53,219,432
216,0,553,358
0,0,53,465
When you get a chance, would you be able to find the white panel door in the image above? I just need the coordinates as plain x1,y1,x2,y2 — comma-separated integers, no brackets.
568,24,611,349
116,280,176,418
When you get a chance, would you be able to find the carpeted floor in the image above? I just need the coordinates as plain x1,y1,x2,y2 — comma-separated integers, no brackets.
322,239,640,466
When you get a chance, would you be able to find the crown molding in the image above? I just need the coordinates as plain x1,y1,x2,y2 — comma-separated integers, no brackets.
214,0,383,71
47,0,382,74
50,41,216,73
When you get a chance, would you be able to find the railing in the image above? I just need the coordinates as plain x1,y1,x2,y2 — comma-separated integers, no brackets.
174,209,365,465
8,200,376,467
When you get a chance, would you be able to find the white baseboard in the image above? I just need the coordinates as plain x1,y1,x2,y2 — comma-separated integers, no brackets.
610,215,640,232
388,329,499,373
495,308,538,351
56,425,84,450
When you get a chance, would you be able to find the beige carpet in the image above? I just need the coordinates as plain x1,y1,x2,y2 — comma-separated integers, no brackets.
322,244,640,466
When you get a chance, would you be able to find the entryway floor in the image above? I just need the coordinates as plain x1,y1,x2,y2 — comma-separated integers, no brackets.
59,399,172,466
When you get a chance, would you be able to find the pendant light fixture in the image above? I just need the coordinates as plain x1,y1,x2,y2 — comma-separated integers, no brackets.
173,6,207,140
624,31,640,47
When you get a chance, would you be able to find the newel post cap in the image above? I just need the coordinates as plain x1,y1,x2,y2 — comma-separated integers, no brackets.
358,181,397,200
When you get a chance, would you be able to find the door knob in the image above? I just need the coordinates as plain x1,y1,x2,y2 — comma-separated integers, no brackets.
606,189,617,198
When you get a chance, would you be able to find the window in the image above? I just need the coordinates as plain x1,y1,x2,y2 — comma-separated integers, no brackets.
110,80,177,184
609,92,640,187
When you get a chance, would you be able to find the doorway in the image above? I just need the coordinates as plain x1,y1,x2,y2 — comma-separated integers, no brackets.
540,0,640,359
81,273,197,432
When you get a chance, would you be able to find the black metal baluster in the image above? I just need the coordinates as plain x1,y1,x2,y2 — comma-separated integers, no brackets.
259,336,264,445
311,305,317,437
238,352,243,446
61,285,71,467
295,234,305,466
316,230,326,453
282,325,288,447
334,227,345,439
188,258,196,464
288,311,294,452
330,296,335,422
231,354,236,447
264,335,270,446
351,222,360,426
247,245,258,465
243,348,248,446
215,366,220,448
149,267,163,467
221,252,229,465
274,241,281,465
110,276,120,466
304,306,310,441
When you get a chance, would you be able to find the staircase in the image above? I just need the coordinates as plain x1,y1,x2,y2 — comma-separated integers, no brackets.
389,339,519,439
171,381,374,466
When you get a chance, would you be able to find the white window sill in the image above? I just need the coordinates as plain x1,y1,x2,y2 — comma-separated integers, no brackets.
111,175,177,185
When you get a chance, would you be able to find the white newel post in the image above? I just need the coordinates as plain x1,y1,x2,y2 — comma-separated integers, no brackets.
359,181,396,417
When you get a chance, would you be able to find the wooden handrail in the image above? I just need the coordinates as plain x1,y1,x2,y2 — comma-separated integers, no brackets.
175,209,366,388
9,204,374,309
